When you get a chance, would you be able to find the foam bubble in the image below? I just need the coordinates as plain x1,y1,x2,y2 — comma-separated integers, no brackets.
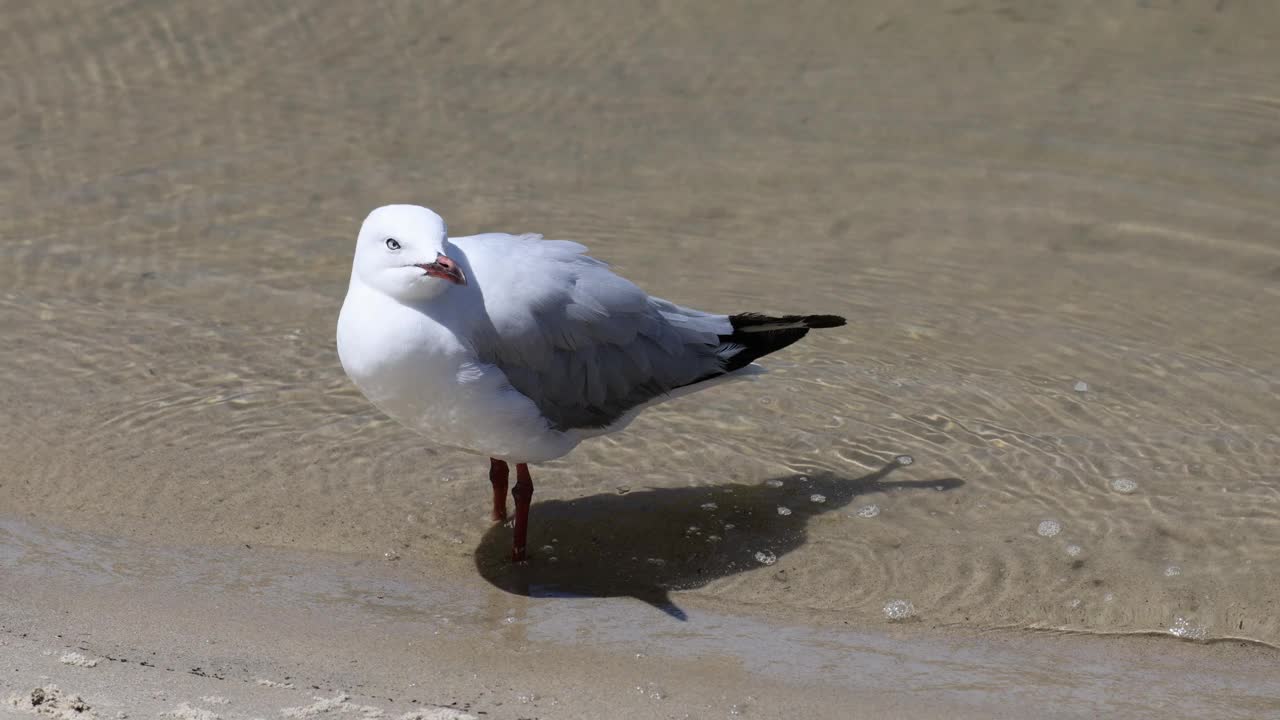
1168,617,1206,640
809,494,827,503
776,506,792,516
754,550,778,565
1110,478,1138,494
1037,520,1062,537
1164,565,1182,577
634,683,668,701
854,504,881,518
1066,544,1082,557
58,652,99,668
764,479,784,488
895,454,914,466
1074,380,1089,393
883,599,915,620
700,502,719,511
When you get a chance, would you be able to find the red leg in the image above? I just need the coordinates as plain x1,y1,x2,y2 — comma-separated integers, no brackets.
511,463,534,562
489,458,509,523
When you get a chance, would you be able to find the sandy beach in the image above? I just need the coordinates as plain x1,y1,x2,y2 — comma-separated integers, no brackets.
2,1,1279,717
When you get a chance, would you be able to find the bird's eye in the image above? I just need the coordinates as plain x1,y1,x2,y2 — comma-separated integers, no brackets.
384,238,401,251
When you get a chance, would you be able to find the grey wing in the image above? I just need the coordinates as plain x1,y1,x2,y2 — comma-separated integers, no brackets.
459,234,736,431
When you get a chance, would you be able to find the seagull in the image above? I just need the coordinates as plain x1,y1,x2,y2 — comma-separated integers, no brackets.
336,205,846,562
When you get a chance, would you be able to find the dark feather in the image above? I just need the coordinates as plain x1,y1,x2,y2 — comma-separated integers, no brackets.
681,312,847,386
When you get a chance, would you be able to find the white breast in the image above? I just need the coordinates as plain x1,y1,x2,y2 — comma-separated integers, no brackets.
336,281,576,463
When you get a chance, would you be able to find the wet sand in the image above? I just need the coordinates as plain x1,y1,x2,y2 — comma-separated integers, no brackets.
2,0,1280,716
5,516,1280,719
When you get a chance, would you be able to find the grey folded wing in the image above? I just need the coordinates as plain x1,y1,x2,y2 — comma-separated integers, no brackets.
461,234,735,431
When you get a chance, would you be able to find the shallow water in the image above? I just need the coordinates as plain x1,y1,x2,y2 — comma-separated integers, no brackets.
2,0,1279,654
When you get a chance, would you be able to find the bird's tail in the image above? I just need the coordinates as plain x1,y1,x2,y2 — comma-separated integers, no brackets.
718,312,847,373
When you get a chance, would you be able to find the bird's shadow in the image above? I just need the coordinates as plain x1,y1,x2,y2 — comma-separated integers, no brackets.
474,459,963,620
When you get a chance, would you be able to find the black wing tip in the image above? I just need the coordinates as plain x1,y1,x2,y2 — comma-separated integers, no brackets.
802,314,846,329
729,312,847,330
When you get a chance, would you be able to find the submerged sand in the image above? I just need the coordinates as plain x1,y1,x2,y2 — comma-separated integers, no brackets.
2,1,1279,716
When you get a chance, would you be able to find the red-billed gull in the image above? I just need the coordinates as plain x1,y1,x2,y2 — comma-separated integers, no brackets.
336,205,845,562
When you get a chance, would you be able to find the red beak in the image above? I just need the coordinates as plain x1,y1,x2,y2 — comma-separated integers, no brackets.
416,255,466,285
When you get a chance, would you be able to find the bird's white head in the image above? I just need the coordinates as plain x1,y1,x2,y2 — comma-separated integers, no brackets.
351,204,466,302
